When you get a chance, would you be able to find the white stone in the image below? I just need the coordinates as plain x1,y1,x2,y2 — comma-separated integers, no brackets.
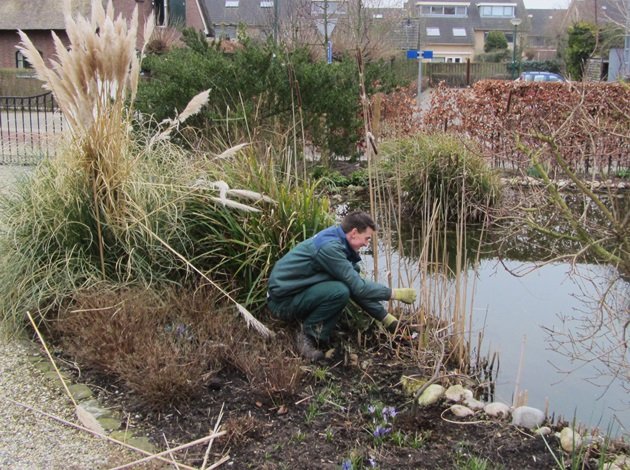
560,427,582,452
535,426,552,436
484,402,511,419
445,384,473,402
610,455,630,470
511,406,545,429
450,405,475,417
417,384,445,406
464,397,485,410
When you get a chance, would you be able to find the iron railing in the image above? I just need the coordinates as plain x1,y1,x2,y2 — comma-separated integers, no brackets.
0,92,64,164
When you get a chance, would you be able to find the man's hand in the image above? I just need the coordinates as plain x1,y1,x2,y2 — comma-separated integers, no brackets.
392,288,416,304
382,313,399,333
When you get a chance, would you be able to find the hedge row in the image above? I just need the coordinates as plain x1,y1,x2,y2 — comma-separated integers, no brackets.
422,80,630,175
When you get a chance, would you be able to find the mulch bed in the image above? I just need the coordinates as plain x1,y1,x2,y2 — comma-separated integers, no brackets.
75,334,575,469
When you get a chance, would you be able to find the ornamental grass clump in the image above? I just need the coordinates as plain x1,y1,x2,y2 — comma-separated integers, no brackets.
0,0,333,341
379,133,502,223
16,0,152,278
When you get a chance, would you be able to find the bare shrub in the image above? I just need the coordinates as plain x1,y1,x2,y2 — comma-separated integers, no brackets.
53,285,303,407
54,285,235,407
228,329,303,400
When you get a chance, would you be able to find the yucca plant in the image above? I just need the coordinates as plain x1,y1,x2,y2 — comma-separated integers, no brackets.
183,149,334,309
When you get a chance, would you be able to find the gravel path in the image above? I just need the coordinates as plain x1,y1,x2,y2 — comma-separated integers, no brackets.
0,334,138,469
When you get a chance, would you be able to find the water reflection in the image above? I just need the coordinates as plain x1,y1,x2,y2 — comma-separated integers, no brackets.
470,260,628,436
363,246,628,437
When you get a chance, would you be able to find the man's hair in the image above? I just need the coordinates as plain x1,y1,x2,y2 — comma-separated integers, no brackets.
340,211,376,233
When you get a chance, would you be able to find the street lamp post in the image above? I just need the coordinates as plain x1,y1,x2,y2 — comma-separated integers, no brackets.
510,17,522,79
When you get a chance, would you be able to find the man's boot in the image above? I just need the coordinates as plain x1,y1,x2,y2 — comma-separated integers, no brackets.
295,331,324,361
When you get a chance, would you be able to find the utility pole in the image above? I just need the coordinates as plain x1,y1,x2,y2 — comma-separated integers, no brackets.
624,0,630,78
273,0,279,44
324,0,329,59
416,10,422,108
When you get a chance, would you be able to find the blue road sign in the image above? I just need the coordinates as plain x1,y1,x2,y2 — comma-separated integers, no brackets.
407,50,434,60
406,50,419,59
327,41,332,64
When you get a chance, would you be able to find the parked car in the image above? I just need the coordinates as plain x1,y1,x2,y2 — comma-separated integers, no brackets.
517,71,566,82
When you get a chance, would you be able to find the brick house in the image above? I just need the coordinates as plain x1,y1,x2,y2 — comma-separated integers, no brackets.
0,0,209,70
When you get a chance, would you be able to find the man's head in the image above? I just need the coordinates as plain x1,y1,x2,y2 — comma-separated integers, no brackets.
341,211,376,251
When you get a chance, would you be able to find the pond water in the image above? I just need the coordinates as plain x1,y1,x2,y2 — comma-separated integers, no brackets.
469,259,628,437
365,235,629,438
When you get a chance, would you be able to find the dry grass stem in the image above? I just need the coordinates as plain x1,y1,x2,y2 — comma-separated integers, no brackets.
26,311,77,407
201,403,225,470
7,398,198,470
109,431,227,470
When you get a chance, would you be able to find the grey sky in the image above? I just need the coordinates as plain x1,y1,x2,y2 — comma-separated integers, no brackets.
363,0,570,10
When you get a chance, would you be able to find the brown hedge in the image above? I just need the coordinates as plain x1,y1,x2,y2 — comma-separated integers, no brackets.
421,80,630,175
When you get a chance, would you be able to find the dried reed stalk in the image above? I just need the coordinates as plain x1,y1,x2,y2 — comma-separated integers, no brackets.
109,431,227,470
7,398,197,470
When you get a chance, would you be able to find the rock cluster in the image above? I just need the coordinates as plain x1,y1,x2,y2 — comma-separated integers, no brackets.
407,379,629,465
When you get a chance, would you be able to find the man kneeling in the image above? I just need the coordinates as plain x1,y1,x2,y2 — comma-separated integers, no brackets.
267,211,417,361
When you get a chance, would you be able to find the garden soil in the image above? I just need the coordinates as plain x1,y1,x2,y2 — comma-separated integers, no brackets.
71,333,596,470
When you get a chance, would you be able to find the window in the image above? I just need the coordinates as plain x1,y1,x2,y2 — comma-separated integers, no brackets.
16,50,34,69
215,24,237,39
479,5,515,17
311,1,347,15
446,57,462,63
155,0,166,26
426,27,440,36
421,5,467,16
260,0,273,6
452,28,466,36
154,0,186,26
483,31,513,44
225,0,239,7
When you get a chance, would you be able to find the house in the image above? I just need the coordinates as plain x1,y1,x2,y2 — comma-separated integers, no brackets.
524,9,565,61
200,0,349,51
562,0,626,27
561,0,628,80
0,0,209,70
401,0,528,63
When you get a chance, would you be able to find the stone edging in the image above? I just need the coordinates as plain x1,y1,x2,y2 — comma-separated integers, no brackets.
24,342,156,454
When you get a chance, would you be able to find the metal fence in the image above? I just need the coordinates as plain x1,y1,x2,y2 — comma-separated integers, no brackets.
391,59,511,87
0,92,64,164
424,62,511,86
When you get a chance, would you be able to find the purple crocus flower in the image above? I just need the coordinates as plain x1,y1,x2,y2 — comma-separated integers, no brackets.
373,425,391,438
382,406,397,420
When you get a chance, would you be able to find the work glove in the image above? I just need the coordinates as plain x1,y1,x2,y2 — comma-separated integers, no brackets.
391,288,416,304
382,313,399,333
383,313,421,336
